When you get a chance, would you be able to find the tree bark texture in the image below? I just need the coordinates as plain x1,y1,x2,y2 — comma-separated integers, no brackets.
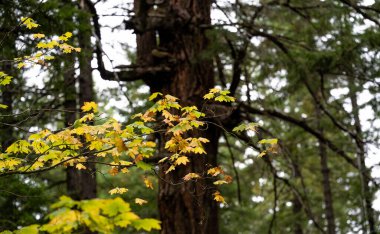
0,9,17,150
134,1,219,233
315,98,336,234
292,164,303,234
66,0,97,201
348,77,377,234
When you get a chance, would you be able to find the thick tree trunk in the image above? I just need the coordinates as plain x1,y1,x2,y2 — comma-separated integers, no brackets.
66,0,96,201
315,100,336,234
348,77,376,234
134,1,219,233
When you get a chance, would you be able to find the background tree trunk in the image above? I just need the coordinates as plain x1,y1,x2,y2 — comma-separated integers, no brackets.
134,1,219,233
66,0,96,201
348,76,376,234
315,96,336,234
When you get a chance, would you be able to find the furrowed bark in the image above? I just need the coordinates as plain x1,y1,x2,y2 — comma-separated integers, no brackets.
315,95,336,234
66,0,96,201
133,1,220,233
348,76,376,234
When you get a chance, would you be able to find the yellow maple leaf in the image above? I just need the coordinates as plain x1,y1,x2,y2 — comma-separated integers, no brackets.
114,136,127,153
135,198,148,205
165,165,176,174
207,167,223,176
213,180,228,185
213,191,226,203
121,168,129,173
158,157,168,163
109,187,128,195
30,161,44,170
258,150,267,158
76,163,86,170
258,138,278,145
64,32,72,38
81,102,98,113
183,173,200,181
209,88,221,93
79,113,95,123
17,62,26,69
144,177,154,190
21,17,39,29
33,33,45,39
175,156,189,166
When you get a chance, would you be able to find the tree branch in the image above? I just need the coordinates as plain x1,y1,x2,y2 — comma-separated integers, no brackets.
240,103,358,169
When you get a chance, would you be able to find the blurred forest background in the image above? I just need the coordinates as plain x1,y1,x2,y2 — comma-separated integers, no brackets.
0,0,379,233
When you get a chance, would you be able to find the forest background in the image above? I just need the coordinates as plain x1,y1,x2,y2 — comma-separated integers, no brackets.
0,0,379,233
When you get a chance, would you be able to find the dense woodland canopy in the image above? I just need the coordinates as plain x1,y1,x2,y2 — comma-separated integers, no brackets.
0,0,379,233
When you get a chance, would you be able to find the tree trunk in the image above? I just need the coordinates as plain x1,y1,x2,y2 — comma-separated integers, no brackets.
315,98,336,234
66,0,96,201
292,164,303,234
0,9,16,150
134,1,219,233
348,77,376,234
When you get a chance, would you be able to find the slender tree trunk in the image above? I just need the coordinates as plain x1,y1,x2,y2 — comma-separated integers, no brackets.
0,67,14,150
134,1,219,233
315,98,336,234
348,77,376,234
292,164,303,234
0,10,16,150
66,0,96,201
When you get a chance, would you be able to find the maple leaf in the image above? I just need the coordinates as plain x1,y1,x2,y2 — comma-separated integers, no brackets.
114,136,127,153
17,62,26,69
33,33,45,39
79,113,95,123
175,156,189,166
215,95,235,102
213,191,226,203
207,167,223,176
121,168,129,173
131,219,161,231
76,163,86,170
81,102,98,113
203,93,214,100
183,173,200,181
109,187,128,195
232,123,246,132
198,137,210,143
32,141,49,154
258,150,267,158
135,198,148,205
164,94,178,102
224,175,233,183
193,147,206,154
165,165,176,174
109,167,119,176
65,32,73,38
213,180,228,185
0,74,12,86
209,88,221,93
149,92,162,101
21,17,39,29
144,177,154,190
89,140,103,151
258,138,278,145
44,55,55,60
158,157,168,163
